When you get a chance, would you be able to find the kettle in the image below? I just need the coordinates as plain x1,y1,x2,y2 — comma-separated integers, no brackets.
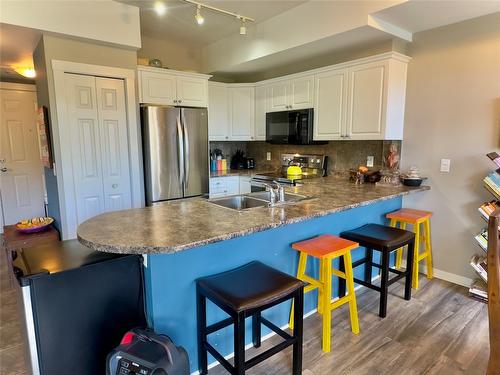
287,163,302,177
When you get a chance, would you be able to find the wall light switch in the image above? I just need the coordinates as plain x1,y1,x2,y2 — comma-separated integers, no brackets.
266,152,271,161
440,158,451,172
367,156,374,168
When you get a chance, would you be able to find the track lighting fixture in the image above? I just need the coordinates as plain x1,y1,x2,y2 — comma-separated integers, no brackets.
194,4,204,25
181,0,254,34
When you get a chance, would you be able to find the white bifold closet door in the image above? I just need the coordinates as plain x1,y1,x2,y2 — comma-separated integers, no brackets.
64,73,131,224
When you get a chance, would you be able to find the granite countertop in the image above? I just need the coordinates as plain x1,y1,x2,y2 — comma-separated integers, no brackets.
77,177,429,255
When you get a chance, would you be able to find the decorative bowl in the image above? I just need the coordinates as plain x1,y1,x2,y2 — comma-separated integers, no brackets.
15,217,54,233
400,177,425,187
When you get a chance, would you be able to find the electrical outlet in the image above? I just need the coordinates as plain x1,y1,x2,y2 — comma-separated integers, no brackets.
266,152,271,161
440,158,451,172
367,156,374,168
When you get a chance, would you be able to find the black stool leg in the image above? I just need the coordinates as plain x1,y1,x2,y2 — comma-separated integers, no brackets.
292,287,304,375
405,240,415,301
252,312,261,348
379,250,390,318
196,288,208,375
338,256,346,297
365,248,373,284
234,312,245,375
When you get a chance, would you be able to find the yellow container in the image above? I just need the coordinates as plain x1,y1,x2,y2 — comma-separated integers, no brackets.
221,159,227,171
287,165,302,176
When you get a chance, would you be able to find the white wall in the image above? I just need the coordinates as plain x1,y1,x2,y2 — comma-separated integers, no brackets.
402,12,500,281
138,35,202,72
0,0,141,49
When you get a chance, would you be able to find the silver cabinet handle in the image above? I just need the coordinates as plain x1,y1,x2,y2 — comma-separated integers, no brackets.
112,183,118,189
225,136,229,139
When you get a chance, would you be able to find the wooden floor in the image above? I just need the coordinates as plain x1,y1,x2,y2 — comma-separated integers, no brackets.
0,239,489,375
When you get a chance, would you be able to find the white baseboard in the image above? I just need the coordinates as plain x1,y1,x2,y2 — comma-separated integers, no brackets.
400,260,472,288
190,276,379,375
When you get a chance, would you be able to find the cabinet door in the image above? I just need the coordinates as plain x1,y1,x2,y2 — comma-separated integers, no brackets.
266,81,289,112
225,176,240,196
346,61,387,139
239,176,252,194
254,85,266,140
314,69,347,140
209,178,227,198
229,86,255,141
176,76,207,107
289,75,314,110
208,84,230,140
139,70,176,105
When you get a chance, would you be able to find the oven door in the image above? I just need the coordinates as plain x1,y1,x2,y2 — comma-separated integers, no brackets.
266,109,313,144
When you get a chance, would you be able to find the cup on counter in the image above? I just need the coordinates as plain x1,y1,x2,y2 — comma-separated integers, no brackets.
221,159,227,171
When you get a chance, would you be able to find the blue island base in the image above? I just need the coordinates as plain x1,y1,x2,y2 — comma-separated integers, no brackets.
144,198,401,374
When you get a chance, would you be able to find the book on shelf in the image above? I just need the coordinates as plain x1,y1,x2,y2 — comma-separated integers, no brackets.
469,278,488,303
484,172,500,198
474,229,488,251
479,201,500,220
470,254,488,282
487,152,500,167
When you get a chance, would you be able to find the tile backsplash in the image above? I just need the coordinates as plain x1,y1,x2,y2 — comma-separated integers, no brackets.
210,140,402,174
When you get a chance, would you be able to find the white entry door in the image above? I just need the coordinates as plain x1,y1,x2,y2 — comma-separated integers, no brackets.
64,74,131,225
0,85,45,226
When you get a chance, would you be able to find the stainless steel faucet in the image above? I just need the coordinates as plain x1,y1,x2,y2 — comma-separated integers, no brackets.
261,181,285,205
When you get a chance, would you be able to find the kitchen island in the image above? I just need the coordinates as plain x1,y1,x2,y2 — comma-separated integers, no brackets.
78,177,429,373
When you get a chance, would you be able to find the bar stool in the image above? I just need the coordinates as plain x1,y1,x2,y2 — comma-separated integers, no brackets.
288,235,360,353
196,261,305,375
340,224,415,318
386,208,433,290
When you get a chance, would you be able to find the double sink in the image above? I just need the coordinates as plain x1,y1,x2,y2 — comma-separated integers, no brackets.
209,191,309,211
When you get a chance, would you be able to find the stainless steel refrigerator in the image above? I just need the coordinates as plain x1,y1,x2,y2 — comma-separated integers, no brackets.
141,105,209,206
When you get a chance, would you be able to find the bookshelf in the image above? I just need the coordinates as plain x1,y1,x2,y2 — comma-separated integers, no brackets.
470,152,500,301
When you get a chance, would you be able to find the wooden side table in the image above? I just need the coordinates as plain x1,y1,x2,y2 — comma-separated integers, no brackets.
3,225,60,286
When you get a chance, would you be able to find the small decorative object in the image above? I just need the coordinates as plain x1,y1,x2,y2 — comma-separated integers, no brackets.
37,106,53,168
15,217,54,233
376,143,401,187
149,58,163,68
400,166,426,186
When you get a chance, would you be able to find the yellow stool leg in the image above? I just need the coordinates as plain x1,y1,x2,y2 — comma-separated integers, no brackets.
412,222,421,289
424,219,433,279
322,258,332,353
344,251,360,335
317,257,324,315
396,222,407,269
289,252,308,330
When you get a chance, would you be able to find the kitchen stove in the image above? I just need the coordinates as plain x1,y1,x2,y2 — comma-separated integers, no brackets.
253,154,327,186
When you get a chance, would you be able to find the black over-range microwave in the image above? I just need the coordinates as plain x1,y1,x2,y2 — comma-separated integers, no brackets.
265,108,326,145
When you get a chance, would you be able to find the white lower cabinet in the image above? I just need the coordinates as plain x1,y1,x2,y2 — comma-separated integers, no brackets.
239,176,252,194
209,176,240,198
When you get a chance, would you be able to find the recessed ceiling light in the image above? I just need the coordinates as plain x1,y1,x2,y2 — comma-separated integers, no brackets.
154,1,167,16
14,67,36,78
195,5,204,25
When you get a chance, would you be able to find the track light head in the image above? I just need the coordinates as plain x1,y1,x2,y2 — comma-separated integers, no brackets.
195,5,204,25
239,18,246,35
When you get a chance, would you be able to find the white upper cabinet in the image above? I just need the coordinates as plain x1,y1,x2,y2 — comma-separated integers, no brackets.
266,81,289,112
229,85,255,141
208,83,230,140
176,76,208,107
313,68,347,140
346,61,387,139
266,75,314,112
139,70,177,106
138,66,210,107
254,85,266,140
289,76,315,110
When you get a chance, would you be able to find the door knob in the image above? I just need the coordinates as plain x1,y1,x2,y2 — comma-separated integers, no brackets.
0,167,8,173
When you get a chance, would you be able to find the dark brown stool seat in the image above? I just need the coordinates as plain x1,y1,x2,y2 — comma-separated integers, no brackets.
340,223,415,318
197,261,305,375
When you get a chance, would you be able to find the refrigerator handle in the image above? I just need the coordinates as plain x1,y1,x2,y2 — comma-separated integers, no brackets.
181,110,190,188
176,115,185,187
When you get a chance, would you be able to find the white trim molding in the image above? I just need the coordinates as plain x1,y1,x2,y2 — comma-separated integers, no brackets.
400,259,473,288
0,82,36,92
51,59,144,239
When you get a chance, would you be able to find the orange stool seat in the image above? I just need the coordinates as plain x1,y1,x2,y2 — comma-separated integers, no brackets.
386,208,432,224
289,234,360,353
386,208,434,290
